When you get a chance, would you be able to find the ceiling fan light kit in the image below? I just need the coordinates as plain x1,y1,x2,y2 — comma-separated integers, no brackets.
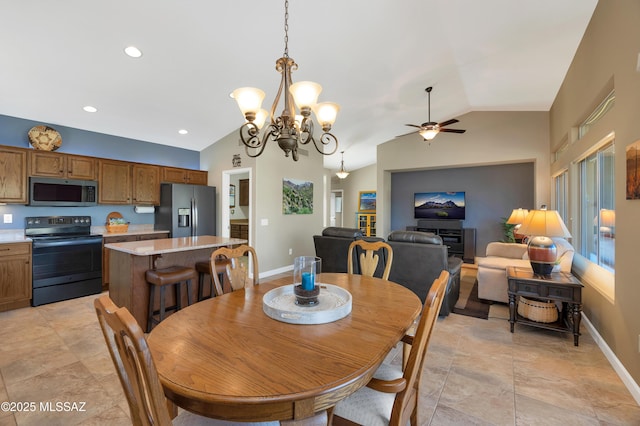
401,86,466,143
232,0,339,161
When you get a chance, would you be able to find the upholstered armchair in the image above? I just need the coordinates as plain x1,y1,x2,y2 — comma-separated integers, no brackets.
313,227,364,273
386,230,462,316
477,238,575,303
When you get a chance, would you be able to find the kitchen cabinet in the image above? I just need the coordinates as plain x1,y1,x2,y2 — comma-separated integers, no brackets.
162,167,208,185
0,146,28,204
98,159,132,204
102,232,169,288
132,164,160,205
0,242,32,312
98,160,160,205
356,213,376,237
29,151,96,180
239,178,249,206
230,221,249,240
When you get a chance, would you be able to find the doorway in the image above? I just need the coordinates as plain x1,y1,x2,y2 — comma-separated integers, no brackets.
221,168,252,244
330,190,344,227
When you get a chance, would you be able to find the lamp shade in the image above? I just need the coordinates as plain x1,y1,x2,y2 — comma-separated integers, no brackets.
506,208,529,225
517,209,571,277
290,81,322,109
419,127,439,140
312,102,340,129
518,209,571,238
232,87,265,116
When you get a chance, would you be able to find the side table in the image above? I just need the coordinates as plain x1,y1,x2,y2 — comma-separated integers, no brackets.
506,266,583,346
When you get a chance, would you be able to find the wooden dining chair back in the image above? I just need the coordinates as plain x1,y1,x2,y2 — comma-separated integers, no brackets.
95,295,174,426
331,269,449,426
210,244,259,296
347,239,393,280
95,295,327,426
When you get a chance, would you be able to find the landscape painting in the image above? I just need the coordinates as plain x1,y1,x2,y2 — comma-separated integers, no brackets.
358,191,376,212
626,140,640,200
283,178,313,214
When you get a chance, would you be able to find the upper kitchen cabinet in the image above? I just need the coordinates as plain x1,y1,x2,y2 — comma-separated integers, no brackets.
0,146,28,204
29,151,96,180
239,178,249,206
98,159,160,205
98,159,132,204
161,166,208,185
132,164,160,205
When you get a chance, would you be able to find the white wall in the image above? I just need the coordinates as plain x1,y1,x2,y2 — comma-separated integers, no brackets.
201,131,327,274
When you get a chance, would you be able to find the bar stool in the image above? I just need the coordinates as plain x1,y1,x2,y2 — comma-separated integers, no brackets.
195,258,231,301
146,265,196,332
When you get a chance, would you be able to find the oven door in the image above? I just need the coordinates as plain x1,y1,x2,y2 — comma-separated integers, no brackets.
32,236,103,306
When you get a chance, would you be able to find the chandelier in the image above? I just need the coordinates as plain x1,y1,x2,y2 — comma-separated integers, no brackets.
231,0,339,161
336,151,349,179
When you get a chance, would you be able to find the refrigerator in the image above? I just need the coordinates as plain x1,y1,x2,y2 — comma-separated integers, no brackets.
155,183,216,237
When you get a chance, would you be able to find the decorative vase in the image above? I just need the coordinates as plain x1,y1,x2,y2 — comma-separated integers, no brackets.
527,236,557,277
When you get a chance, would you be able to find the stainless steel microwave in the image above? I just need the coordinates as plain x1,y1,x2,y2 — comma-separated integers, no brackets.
29,177,98,206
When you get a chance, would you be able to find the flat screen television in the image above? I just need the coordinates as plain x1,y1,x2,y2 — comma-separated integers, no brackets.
414,191,465,220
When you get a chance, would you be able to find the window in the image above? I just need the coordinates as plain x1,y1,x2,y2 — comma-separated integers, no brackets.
578,142,615,271
578,90,615,140
554,170,568,225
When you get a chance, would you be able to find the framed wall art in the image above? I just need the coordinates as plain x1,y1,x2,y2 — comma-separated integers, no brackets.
358,191,376,212
626,139,640,199
229,184,236,207
283,178,313,214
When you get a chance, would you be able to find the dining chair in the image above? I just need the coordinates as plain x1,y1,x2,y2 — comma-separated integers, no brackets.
347,239,393,280
211,244,259,296
94,295,327,426
329,269,450,426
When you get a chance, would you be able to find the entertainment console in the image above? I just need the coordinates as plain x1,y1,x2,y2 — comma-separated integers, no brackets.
407,219,476,263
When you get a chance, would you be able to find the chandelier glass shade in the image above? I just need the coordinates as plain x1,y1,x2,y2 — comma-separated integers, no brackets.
232,0,339,161
336,151,349,179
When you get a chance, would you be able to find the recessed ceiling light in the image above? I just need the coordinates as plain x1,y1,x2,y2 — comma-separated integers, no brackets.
178,129,188,135
124,46,143,58
83,106,98,113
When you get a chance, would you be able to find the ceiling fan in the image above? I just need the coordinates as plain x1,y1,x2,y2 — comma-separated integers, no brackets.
399,86,466,141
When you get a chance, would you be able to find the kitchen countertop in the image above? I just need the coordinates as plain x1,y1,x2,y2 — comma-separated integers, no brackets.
0,231,30,244
92,224,170,237
105,235,247,256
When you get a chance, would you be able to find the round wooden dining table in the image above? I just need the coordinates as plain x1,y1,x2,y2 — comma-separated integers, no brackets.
147,272,422,423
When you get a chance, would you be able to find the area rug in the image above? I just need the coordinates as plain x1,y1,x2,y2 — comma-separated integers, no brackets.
452,278,491,320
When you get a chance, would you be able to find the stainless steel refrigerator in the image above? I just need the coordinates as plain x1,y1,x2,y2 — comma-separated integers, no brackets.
154,183,216,237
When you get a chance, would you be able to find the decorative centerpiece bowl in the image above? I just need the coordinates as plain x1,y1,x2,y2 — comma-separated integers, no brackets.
293,284,320,306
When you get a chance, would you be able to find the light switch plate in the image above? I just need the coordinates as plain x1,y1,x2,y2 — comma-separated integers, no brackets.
260,218,269,226
3,214,12,224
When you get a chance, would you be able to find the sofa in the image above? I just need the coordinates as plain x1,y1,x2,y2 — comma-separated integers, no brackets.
313,228,462,316
386,230,462,316
313,227,389,277
477,238,575,303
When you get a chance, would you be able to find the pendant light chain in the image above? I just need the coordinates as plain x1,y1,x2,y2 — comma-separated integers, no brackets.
283,0,289,58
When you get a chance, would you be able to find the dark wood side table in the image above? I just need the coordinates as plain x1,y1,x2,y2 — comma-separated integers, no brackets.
506,266,584,346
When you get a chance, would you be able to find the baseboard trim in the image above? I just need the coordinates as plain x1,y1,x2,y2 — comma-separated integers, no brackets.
582,313,640,405
260,264,293,279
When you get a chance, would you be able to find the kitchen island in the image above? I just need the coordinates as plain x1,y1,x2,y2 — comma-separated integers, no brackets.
105,235,246,327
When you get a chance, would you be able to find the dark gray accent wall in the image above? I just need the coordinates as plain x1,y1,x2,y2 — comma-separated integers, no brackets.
390,162,534,257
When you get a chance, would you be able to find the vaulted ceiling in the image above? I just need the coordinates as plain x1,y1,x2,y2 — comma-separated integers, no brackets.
0,1,597,173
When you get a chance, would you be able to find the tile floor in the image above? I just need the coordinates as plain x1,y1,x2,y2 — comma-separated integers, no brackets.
0,267,639,425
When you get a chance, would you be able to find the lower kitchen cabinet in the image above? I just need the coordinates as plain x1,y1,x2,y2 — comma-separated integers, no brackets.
230,222,249,240
0,242,32,312
102,232,169,289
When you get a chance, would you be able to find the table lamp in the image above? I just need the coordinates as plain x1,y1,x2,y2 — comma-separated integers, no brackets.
506,208,529,240
517,208,571,277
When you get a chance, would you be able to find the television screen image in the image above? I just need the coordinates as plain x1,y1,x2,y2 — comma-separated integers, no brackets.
414,191,465,219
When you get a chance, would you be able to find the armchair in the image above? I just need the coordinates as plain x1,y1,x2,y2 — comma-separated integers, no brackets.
386,230,462,316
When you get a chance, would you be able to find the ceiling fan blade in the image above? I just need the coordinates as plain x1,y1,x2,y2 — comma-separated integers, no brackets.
438,118,459,127
396,130,420,138
404,124,422,129
439,128,466,134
